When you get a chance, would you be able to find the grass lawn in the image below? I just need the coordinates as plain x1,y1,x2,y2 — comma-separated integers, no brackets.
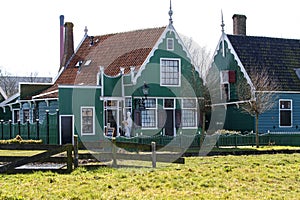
0,153,299,199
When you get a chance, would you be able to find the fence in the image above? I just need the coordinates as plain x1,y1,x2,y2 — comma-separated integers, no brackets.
115,132,300,148
0,112,59,144
1,111,300,147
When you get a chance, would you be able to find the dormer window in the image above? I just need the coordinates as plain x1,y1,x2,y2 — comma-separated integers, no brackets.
167,38,174,51
75,60,83,68
84,60,92,66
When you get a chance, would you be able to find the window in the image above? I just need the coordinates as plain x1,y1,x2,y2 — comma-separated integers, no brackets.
167,38,174,51
23,109,30,123
141,98,157,128
13,109,20,123
124,97,132,117
160,58,181,86
164,99,175,109
221,83,230,101
220,71,231,100
279,100,292,127
81,107,95,135
182,99,197,127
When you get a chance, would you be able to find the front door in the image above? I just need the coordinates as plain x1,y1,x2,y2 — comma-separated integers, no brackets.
165,110,174,136
60,115,74,144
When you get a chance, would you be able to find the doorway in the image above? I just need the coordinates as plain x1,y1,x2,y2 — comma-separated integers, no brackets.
60,115,74,144
164,110,174,136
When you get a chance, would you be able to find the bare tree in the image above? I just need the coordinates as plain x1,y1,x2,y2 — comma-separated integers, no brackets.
181,36,212,146
0,69,18,97
237,66,279,147
0,68,42,98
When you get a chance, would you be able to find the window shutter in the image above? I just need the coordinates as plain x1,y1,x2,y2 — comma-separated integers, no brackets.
133,109,141,127
158,109,167,128
175,109,181,128
229,70,236,83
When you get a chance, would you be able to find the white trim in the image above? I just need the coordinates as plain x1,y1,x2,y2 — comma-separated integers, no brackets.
59,115,74,145
12,109,20,123
81,106,95,136
181,98,197,128
32,90,58,99
279,99,293,128
0,87,7,100
160,58,181,87
167,38,174,51
209,34,254,94
140,98,158,129
58,85,101,89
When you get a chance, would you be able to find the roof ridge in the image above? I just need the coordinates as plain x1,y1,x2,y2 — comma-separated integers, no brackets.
93,26,167,38
227,34,300,42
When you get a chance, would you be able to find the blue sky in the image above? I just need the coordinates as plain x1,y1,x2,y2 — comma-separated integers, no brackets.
0,0,299,77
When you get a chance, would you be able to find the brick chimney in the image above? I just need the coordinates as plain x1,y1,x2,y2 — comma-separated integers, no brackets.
232,14,247,35
60,22,74,70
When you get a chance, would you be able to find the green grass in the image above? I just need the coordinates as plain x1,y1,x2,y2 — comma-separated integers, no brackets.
0,153,300,199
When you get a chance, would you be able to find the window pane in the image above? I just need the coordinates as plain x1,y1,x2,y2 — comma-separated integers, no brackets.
182,110,196,127
280,110,291,126
82,108,94,134
161,59,180,85
141,110,156,128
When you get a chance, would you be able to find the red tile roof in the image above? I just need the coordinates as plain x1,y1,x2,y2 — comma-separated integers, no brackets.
34,26,166,99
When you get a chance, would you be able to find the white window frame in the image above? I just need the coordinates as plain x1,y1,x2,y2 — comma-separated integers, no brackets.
181,98,197,128
220,71,230,100
160,58,181,87
81,106,95,135
124,97,132,119
279,99,292,128
141,98,157,129
167,38,174,51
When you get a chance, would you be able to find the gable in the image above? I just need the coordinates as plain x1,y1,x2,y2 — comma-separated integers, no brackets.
129,26,203,98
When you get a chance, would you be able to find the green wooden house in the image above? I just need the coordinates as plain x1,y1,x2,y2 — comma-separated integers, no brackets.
1,9,204,144
207,14,300,133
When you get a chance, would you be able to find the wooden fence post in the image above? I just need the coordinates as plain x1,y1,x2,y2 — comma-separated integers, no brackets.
66,145,73,173
18,120,21,136
56,109,60,145
9,120,12,139
36,119,40,140
151,141,156,168
112,137,117,167
27,120,30,139
46,110,49,144
74,135,78,168
1,120,3,139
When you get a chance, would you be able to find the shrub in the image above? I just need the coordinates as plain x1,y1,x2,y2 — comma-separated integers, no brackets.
0,135,43,144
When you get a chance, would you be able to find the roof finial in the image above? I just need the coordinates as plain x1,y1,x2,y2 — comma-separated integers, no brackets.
84,26,88,36
169,0,173,25
221,10,225,33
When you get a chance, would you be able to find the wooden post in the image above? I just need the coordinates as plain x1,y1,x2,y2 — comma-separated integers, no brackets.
9,120,12,139
27,120,30,139
112,137,117,167
74,135,78,168
1,120,3,139
36,119,40,140
46,110,49,144
66,145,73,173
56,109,60,145
151,141,156,168
18,120,21,136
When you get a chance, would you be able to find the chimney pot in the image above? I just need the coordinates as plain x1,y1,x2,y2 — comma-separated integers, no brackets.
232,14,247,35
